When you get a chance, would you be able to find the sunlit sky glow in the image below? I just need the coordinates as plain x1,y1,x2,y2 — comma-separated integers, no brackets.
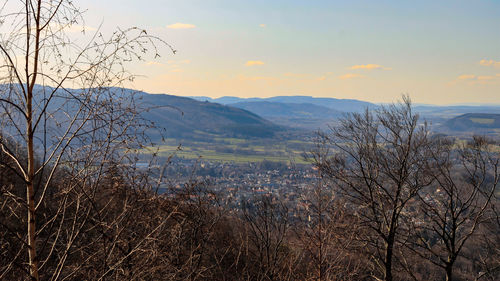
81,0,500,105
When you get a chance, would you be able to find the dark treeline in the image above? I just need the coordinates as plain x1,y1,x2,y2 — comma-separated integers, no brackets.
1,99,499,281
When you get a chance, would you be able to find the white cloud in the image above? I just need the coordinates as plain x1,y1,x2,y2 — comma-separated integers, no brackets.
455,74,499,85
145,61,164,66
338,73,365,80
283,72,303,77
237,75,277,81
164,59,191,66
457,74,476,80
64,25,96,33
42,24,96,33
167,23,196,29
245,60,265,66
350,64,391,70
477,75,495,80
479,59,500,68
317,72,334,81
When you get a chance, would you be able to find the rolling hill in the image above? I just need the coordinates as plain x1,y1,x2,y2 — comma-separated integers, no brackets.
138,93,283,139
442,113,500,134
20,86,500,142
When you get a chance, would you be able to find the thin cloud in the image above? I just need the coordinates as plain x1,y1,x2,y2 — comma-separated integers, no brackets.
283,73,313,79
458,74,476,80
479,59,500,68
283,72,303,77
237,75,277,81
455,74,499,85
338,73,365,80
167,23,196,29
170,69,183,73
44,24,96,33
65,25,97,33
317,72,334,81
245,60,265,66
259,24,266,28
457,74,497,81
477,75,495,80
350,64,391,70
145,61,164,66
165,59,190,65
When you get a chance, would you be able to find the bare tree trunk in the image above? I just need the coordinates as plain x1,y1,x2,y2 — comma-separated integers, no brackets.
26,1,41,278
385,233,394,281
27,115,39,281
445,264,453,281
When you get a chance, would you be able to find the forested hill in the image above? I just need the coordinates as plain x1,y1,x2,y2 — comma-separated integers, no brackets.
137,92,283,139
24,86,500,140
443,113,500,132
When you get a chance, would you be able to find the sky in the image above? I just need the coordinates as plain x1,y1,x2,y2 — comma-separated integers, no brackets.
79,0,500,105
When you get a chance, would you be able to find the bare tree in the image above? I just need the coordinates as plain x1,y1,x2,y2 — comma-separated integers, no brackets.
475,197,500,281
315,97,434,281
0,0,173,280
161,181,227,281
299,142,364,281
241,194,292,281
408,136,499,281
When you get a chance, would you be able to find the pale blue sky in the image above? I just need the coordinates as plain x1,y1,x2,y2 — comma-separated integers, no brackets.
79,0,500,104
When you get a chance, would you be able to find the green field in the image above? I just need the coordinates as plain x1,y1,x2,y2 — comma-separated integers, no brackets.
142,138,313,164
470,117,495,124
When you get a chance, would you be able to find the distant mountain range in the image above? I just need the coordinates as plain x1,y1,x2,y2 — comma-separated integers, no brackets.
189,95,375,130
415,105,500,118
12,86,500,141
144,93,500,138
190,96,500,132
232,101,342,118
229,101,343,129
190,96,375,113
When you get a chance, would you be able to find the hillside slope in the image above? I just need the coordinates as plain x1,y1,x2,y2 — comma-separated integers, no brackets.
138,93,283,139
443,113,500,133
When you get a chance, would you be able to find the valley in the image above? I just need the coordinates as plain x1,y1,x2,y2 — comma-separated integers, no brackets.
134,90,500,164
